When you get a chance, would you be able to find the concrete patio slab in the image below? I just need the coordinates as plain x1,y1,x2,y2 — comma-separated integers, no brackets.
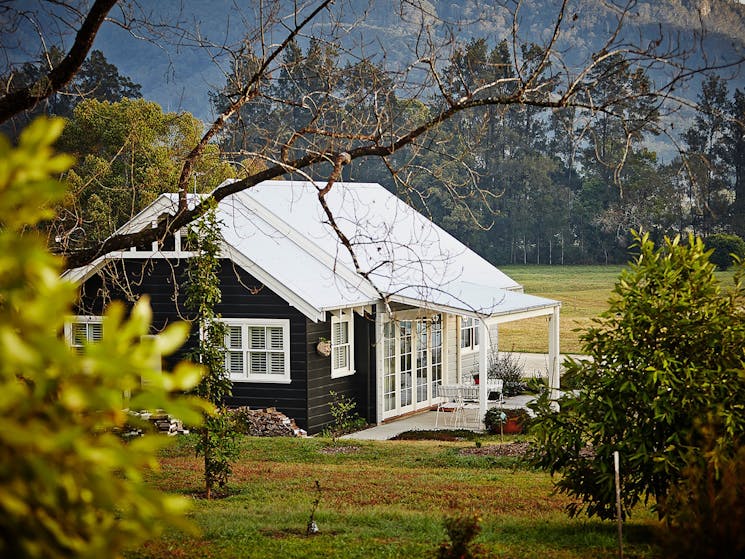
341,395,536,441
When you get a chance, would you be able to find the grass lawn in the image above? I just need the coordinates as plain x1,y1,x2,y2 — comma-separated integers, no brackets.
497,265,738,354
128,435,661,559
499,265,624,354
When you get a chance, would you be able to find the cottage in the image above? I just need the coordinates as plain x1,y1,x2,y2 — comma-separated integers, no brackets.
64,180,561,434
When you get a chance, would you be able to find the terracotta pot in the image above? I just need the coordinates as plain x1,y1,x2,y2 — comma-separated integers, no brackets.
502,417,523,434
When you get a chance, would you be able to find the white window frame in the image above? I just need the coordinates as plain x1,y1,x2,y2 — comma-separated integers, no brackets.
330,310,355,378
460,316,480,353
221,318,291,384
64,315,104,351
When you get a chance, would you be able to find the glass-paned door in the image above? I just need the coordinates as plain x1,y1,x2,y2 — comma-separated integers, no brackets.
399,321,413,408
382,315,443,419
383,321,396,413
430,315,443,396
416,320,428,403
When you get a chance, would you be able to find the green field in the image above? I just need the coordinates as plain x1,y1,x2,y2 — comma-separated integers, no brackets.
499,265,624,354
128,435,660,559
498,265,738,354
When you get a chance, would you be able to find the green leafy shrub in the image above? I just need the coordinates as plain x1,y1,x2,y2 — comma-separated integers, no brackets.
322,391,367,441
487,351,526,396
705,233,745,270
529,232,745,520
658,422,745,558
558,361,583,390
0,118,206,559
437,513,484,559
525,375,548,394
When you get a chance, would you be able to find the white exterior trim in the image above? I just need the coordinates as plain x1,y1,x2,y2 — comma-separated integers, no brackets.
221,318,292,384
330,309,355,378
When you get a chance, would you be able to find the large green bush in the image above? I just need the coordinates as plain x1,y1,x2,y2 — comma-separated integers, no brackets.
658,420,745,558
705,233,745,270
0,118,207,558
529,232,745,520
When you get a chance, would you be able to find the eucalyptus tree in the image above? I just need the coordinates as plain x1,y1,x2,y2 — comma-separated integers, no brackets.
682,75,732,235
53,98,233,250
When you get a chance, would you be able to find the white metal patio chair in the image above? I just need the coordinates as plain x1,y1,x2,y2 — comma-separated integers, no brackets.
435,384,463,428
459,384,481,428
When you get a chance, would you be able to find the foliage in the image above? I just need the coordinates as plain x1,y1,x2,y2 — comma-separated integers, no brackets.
484,408,531,435
322,391,367,442
487,351,526,396
185,204,238,498
53,98,233,249
483,408,508,434
0,47,141,134
528,232,745,520
525,374,547,394
657,421,745,559
705,233,745,270
437,513,484,559
0,117,206,558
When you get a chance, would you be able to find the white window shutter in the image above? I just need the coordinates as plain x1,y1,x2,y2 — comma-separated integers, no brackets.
269,352,285,375
88,322,103,342
268,326,283,350
227,325,242,349
250,352,267,375
249,326,266,350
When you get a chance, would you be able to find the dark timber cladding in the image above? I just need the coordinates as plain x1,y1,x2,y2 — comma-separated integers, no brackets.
75,258,309,428
305,311,376,434
74,258,380,434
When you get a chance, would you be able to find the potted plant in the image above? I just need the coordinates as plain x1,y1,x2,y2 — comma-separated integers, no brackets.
484,408,530,434
316,337,331,357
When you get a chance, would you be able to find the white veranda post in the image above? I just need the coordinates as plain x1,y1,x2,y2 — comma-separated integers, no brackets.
548,306,561,401
479,319,488,423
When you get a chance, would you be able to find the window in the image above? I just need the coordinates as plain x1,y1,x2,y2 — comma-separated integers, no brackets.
460,317,480,352
331,310,354,378
223,319,291,383
65,316,103,353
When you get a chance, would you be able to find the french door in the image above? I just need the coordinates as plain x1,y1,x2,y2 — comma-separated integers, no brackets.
383,315,443,419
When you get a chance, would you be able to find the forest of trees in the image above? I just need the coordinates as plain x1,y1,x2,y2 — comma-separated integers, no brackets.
213,38,745,265
2,1,744,267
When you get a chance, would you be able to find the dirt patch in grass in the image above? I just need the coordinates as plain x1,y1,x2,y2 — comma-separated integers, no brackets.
318,445,360,455
390,430,482,442
459,441,532,457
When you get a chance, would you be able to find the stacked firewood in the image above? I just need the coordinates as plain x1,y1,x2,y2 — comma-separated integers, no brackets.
123,410,190,437
229,406,307,437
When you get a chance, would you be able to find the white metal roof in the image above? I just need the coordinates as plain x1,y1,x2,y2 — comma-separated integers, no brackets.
65,180,560,321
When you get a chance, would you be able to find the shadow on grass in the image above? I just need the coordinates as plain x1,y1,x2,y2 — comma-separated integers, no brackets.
484,516,659,557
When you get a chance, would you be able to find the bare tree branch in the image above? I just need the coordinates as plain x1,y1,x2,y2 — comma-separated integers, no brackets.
0,0,118,122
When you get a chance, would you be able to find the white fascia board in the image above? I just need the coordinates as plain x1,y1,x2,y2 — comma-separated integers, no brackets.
62,256,109,284
113,194,179,235
387,293,485,320
387,294,561,323
235,191,379,300
220,241,325,323
488,303,562,324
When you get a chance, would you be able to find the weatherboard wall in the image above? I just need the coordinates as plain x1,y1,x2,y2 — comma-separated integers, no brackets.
305,312,376,434
73,257,377,434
